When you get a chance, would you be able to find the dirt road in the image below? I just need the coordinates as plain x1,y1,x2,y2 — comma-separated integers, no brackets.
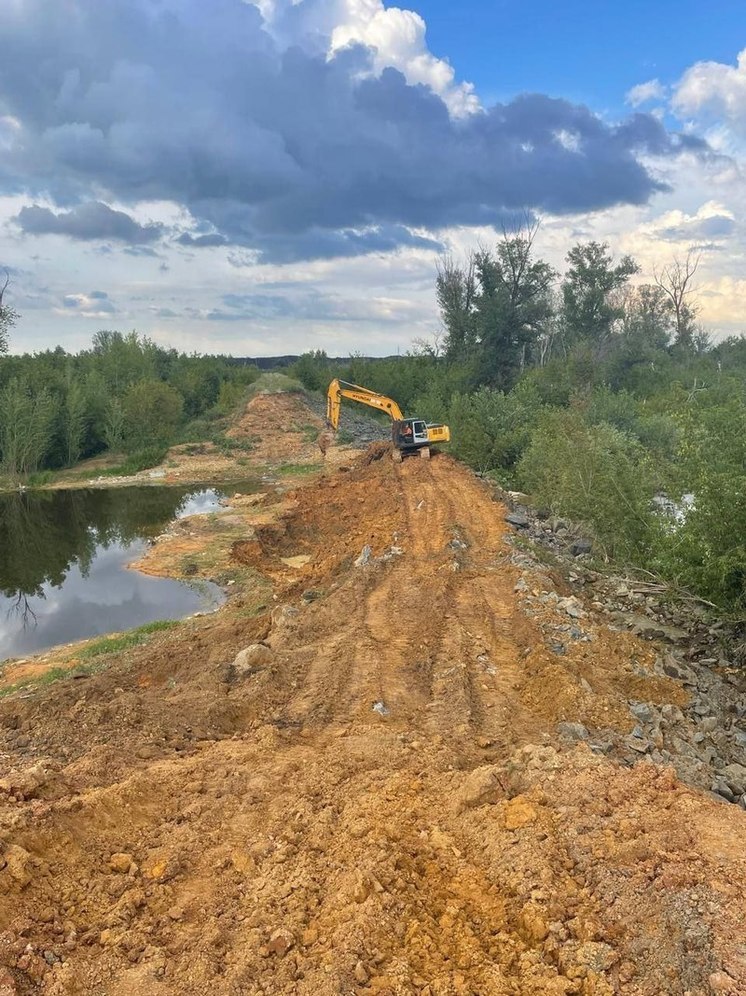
1,418,745,995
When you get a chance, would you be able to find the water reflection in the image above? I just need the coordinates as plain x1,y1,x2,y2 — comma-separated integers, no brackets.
0,484,243,660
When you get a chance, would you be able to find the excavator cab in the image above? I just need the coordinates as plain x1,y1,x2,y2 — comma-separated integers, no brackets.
393,419,429,450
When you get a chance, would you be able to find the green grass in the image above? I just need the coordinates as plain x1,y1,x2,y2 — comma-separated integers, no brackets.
0,661,104,699
79,619,181,659
26,469,56,487
102,447,169,477
277,463,319,476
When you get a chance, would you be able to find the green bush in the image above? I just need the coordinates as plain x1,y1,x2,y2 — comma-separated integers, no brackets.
652,398,746,611
518,410,660,560
443,381,546,480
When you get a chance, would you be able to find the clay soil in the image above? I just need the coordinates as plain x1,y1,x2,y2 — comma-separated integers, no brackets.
0,394,745,996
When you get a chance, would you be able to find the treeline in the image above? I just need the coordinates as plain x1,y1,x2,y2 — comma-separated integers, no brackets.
289,234,746,617
0,331,259,477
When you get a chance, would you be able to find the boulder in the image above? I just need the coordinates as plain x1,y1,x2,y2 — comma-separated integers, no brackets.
569,539,593,556
232,644,273,676
720,763,746,796
505,512,529,528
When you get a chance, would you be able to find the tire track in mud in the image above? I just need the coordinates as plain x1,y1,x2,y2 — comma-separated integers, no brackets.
282,456,530,736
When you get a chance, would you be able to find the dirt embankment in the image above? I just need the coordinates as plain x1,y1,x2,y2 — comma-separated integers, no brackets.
0,394,745,996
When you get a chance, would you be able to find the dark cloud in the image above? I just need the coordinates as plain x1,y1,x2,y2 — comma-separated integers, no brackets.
0,1,705,261
14,202,163,243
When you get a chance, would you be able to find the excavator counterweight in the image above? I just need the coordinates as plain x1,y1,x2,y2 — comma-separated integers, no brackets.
326,378,450,461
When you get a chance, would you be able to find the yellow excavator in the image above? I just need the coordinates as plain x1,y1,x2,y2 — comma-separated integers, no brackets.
326,378,450,461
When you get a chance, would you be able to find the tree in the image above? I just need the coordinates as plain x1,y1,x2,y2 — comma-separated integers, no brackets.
0,269,19,354
654,251,701,351
562,242,639,352
89,330,158,391
64,378,88,466
0,379,55,477
121,379,184,451
473,222,556,388
436,255,478,362
104,398,126,452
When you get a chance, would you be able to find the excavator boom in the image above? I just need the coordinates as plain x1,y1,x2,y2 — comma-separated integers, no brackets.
326,379,404,429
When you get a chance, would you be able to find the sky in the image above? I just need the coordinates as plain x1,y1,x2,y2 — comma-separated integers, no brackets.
1,0,746,357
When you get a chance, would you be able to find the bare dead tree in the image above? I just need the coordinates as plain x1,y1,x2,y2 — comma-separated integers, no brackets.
0,268,9,307
653,250,701,348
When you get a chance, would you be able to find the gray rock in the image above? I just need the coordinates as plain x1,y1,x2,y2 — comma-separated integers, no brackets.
569,539,593,556
671,736,699,758
589,741,613,754
660,704,685,725
720,763,746,795
732,730,746,750
711,780,735,802
354,544,373,567
673,756,708,785
505,512,529,528
629,702,656,725
557,722,589,742
700,716,719,733
558,597,585,619
626,735,651,753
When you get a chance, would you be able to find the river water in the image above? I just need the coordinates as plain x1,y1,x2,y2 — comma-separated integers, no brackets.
0,482,251,661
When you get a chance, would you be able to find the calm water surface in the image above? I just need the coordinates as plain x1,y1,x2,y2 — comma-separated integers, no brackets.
0,482,254,661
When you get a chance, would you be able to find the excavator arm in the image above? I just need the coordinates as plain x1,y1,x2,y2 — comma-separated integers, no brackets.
326,378,404,429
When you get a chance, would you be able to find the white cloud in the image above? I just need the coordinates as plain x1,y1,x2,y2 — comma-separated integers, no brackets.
626,79,666,107
672,48,746,133
328,2,479,116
